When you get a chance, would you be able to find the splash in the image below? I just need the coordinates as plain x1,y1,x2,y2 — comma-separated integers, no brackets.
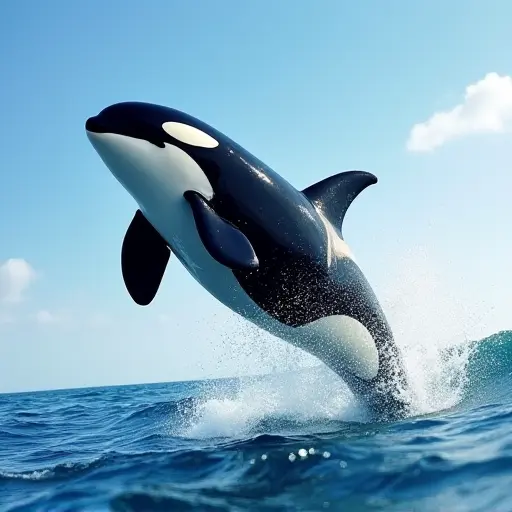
181,246,495,438
182,366,368,439
380,246,491,415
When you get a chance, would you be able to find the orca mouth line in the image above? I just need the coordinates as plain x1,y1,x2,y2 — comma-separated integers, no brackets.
85,114,168,149
183,190,259,271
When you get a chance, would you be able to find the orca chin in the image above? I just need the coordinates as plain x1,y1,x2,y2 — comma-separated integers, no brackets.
86,101,413,421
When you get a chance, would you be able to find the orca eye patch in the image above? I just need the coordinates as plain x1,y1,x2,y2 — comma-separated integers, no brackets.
162,122,219,149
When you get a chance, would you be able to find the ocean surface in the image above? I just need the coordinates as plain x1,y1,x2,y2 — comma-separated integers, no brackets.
2,330,512,511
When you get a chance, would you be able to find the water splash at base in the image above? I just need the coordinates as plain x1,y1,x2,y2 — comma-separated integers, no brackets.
181,246,496,438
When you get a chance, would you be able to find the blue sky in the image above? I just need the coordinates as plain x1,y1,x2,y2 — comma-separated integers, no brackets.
1,0,512,393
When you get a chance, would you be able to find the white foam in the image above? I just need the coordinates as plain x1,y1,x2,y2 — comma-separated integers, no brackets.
173,246,493,439
181,368,367,440
380,246,489,415
0,469,52,480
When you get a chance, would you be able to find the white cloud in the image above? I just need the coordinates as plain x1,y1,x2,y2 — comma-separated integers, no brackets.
0,259,37,303
36,309,73,325
407,72,512,152
35,310,59,324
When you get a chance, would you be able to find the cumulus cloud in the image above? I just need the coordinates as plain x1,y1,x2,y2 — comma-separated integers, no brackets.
34,310,75,326
0,259,37,303
407,72,512,152
35,310,59,324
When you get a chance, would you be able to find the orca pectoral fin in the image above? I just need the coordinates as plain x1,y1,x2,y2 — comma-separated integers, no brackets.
121,210,171,306
184,191,259,270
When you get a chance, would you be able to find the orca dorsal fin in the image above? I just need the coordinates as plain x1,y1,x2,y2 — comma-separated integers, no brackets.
302,170,377,237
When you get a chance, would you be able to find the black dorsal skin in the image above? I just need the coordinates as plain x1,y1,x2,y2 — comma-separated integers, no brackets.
86,102,411,420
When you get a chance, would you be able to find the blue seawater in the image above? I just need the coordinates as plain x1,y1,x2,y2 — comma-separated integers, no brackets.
2,330,512,511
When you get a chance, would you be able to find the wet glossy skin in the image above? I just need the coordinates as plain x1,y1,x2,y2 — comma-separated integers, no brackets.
86,102,328,259
86,102,410,419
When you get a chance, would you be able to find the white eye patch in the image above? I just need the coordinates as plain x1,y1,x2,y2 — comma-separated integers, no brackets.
162,122,219,149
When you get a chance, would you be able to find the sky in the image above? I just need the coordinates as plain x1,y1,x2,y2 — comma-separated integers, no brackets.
1,0,512,393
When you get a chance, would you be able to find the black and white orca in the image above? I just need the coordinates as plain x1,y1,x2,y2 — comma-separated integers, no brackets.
85,102,410,419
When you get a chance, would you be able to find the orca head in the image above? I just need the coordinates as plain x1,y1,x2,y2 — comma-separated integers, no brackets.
85,101,222,208
86,102,325,274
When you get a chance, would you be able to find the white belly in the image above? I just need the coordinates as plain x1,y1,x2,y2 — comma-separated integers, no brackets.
152,218,380,383
131,142,380,383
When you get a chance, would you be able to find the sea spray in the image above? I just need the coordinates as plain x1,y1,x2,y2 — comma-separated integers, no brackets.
186,245,496,438
181,366,366,440
381,246,490,415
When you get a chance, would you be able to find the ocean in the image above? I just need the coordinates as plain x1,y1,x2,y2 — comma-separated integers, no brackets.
1,330,512,511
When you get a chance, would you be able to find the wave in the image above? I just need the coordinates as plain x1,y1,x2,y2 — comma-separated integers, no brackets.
2,332,512,511
5,331,507,450
165,330,512,441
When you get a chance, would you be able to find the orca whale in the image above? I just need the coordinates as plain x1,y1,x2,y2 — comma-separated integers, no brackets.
85,101,410,419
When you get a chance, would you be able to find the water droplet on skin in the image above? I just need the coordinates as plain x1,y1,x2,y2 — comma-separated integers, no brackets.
308,448,315,455
298,448,308,458
288,453,296,462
